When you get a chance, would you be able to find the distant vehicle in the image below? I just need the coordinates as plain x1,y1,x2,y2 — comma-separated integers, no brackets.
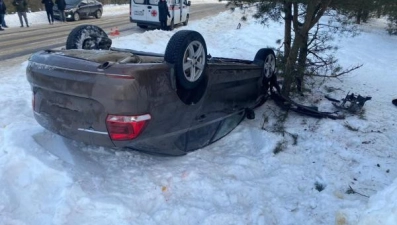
130,0,190,30
53,0,103,21
26,25,276,156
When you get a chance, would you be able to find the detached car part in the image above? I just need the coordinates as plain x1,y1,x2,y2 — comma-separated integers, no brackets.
331,92,372,113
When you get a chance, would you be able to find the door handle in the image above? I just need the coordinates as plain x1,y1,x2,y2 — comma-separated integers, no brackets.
147,6,152,9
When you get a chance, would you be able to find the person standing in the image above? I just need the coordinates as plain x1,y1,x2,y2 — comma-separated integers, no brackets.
0,0,6,30
158,0,170,30
42,0,54,24
12,0,29,27
55,0,66,22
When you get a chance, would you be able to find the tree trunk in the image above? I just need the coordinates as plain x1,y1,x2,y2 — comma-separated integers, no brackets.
296,34,308,92
282,34,304,96
283,1,292,62
356,9,362,24
281,0,332,97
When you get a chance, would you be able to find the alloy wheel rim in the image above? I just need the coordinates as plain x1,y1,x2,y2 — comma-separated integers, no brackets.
82,38,96,49
182,41,205,82
263,54,276,78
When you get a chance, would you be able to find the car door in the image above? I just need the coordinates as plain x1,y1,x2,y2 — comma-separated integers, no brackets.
86,0,97,16
146,0,160,24
130,0,148,22
181,0,189,23
170,0,181,25
78,0,91,17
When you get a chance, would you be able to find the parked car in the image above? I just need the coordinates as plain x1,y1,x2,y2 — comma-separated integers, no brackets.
53,0,103,21
26,25,276,156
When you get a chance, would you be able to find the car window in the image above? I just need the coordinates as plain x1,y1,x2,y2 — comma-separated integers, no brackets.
148,0,158,5
133,0,145,4
66,0,81,5
186,122,220,152
211,111,245,143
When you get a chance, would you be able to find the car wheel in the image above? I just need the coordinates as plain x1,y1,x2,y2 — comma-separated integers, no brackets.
254,48,276,79
95,10,102,19
183,15,189,26
168,19,174,31
165,30,207,90
73,12,80,21
137,24,148,29
66,25,112,50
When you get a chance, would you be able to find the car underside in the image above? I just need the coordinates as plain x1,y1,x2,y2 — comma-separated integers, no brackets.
26,25,277,155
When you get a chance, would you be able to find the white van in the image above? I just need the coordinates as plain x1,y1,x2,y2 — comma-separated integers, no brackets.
130,0,191,30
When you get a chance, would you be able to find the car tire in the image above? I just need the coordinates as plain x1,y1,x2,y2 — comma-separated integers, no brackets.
95,10,102,19
254,48,276,79
66,24,112,50
183,15,189,26
73,12,80,21
165,30,207,90
137,24,148,29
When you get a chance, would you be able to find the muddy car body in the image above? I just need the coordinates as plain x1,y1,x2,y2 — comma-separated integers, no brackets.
26,25,276,155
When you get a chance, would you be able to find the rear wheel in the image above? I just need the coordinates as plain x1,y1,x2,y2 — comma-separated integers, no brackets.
165,30,207,90
66,25,112,50
95,10,102,19
183,15,189,26
73,12,80,21
137,24,148,29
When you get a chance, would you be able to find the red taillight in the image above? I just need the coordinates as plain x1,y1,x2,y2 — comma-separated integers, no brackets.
106,114,151,141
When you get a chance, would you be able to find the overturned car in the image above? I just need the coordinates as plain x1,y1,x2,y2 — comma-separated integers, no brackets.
26,25,276,155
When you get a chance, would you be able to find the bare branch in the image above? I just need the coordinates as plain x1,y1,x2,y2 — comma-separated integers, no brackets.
305,64,363,78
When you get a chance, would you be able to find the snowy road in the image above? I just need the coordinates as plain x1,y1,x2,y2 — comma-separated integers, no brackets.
0,3,227,61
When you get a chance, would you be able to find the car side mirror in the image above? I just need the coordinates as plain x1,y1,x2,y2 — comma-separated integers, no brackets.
186,0,191,6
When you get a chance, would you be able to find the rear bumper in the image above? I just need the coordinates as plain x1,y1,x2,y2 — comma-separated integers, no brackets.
32,88,115,147
34,111,115,147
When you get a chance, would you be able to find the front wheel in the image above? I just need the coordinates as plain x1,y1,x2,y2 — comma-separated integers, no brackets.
183,15,189,26
95,10,102,19
73,12,80,21
254,48,276,79
66,24,112,50
253,48,277,100
165,30,207,90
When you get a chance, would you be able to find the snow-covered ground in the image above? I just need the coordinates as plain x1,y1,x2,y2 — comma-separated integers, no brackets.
1,4,397,225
